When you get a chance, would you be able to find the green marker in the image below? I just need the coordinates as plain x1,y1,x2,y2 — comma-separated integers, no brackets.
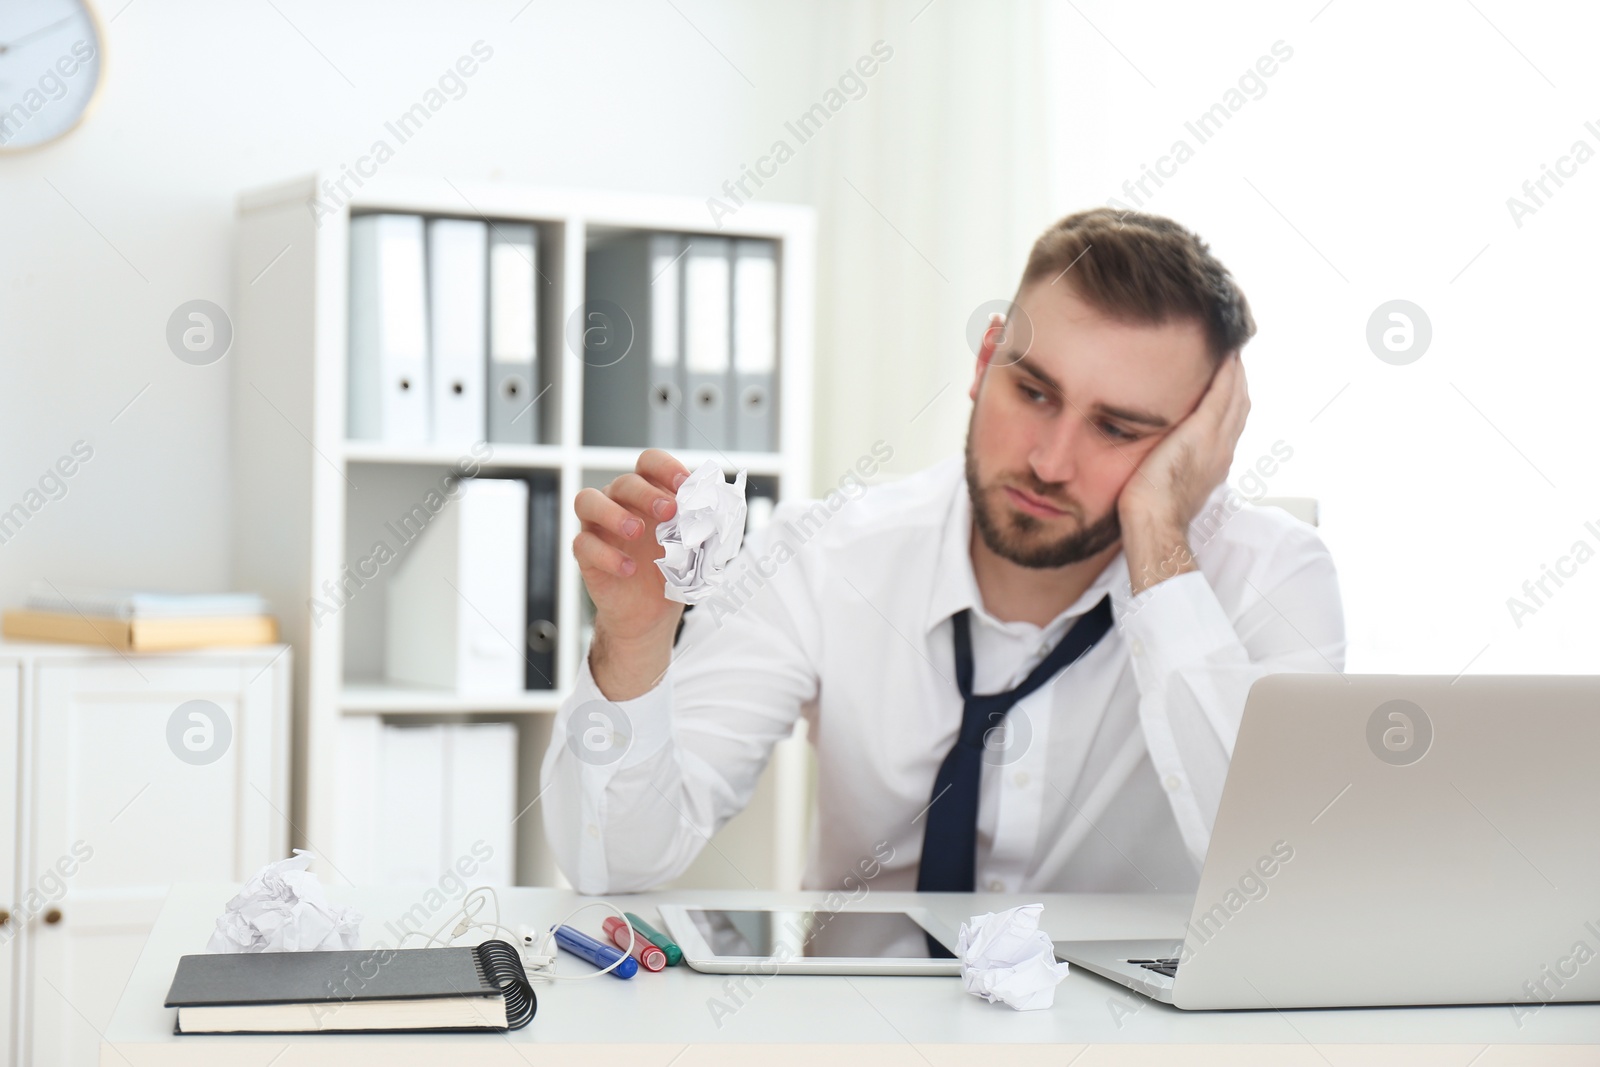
624,912,682,966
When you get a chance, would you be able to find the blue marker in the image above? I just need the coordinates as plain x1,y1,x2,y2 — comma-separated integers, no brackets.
552,923,638,979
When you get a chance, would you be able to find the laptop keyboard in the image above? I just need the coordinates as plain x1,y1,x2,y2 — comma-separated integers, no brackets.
1127,957,1179,978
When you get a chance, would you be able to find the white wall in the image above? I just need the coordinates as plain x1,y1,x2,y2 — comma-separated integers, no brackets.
1047,0,1600,674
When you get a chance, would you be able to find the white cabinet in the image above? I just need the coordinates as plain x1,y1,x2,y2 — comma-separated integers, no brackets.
0,643,290,1067
0,659,18,1067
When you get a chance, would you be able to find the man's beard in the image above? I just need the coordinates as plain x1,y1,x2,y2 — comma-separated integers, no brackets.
964,429,1122,569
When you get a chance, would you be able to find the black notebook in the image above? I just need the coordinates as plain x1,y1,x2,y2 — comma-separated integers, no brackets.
164,940,535,1034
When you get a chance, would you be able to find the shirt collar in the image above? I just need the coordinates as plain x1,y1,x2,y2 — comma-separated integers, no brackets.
923,459,1132,636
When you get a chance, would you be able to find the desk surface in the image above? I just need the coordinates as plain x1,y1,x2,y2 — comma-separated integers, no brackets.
103,883,1599,1065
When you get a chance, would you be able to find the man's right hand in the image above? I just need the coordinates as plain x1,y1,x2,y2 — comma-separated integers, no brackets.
572,449,692,699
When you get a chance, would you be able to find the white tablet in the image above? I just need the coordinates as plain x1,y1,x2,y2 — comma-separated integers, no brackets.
656,904,962,975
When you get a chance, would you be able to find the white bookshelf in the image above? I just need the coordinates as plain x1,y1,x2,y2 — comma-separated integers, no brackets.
230,173,816,890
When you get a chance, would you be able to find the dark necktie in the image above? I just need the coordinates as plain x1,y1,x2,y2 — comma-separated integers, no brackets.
915,594,1114,892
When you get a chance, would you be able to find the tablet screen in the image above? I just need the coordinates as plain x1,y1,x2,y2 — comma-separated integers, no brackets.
684,908,958,960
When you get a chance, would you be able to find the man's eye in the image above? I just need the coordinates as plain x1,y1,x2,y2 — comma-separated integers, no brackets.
1101,423,1136,441
1019,384,1049,403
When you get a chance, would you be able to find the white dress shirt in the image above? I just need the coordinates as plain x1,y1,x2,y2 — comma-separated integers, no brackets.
541,455,1346,895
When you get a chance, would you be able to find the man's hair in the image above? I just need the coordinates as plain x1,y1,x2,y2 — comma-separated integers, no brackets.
1016,207,1256,363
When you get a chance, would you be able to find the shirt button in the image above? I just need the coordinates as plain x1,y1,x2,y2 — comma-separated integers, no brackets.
987,879,1005,892
1131,638,1146,656
1163,775,1183,793
586,823,601,839
1013,772,1030,787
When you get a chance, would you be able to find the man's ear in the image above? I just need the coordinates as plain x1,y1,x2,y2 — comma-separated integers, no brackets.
969,313,1004,401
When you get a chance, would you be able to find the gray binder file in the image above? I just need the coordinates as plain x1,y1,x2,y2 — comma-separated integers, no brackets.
582,232,685,448
525,470,559,689
683,237,732,451
426,218,488,448
488,223,539,444
731,239,778,453
348,213,430,444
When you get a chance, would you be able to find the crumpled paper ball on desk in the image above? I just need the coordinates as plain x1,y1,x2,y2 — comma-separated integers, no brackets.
956,902,1072,1010
207,849,363,953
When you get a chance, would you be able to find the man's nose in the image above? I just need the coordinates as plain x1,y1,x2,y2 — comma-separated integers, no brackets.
1028,415,1085,486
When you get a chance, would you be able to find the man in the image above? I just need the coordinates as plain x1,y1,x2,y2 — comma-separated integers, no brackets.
543,207,1345,896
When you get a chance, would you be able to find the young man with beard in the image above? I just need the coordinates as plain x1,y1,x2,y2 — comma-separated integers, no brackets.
544,207,1345,895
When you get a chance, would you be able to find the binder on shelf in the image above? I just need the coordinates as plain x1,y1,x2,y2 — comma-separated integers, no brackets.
426,218,489,448
582,232,686,449
731,239,779,453
524,471,560,690
650,235,686,448
384,478,528,695
683,237,732,450
348,213,430,444
488,223,540,445
482,469,557,689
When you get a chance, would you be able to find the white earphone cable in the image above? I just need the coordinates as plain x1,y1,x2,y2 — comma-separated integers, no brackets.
393,886,640,982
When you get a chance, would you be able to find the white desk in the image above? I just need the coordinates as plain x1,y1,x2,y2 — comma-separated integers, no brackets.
103,883,1599,1065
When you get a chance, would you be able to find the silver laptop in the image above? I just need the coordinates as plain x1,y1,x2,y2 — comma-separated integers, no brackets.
1055,674,1600,1010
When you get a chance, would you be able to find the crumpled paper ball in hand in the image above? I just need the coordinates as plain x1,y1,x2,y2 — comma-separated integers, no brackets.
654,460,748,605
956,902,1071,1010
207,850,363,953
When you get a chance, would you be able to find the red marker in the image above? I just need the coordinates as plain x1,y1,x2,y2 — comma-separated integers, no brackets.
602,916,667,972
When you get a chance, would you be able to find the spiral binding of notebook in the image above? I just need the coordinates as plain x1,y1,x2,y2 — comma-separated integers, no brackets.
475,939,537,1029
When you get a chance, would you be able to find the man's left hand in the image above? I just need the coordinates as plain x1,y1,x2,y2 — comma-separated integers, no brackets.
1118,354,1251,595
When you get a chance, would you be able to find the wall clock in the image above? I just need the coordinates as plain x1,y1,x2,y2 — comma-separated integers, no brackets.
0,0,105,152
